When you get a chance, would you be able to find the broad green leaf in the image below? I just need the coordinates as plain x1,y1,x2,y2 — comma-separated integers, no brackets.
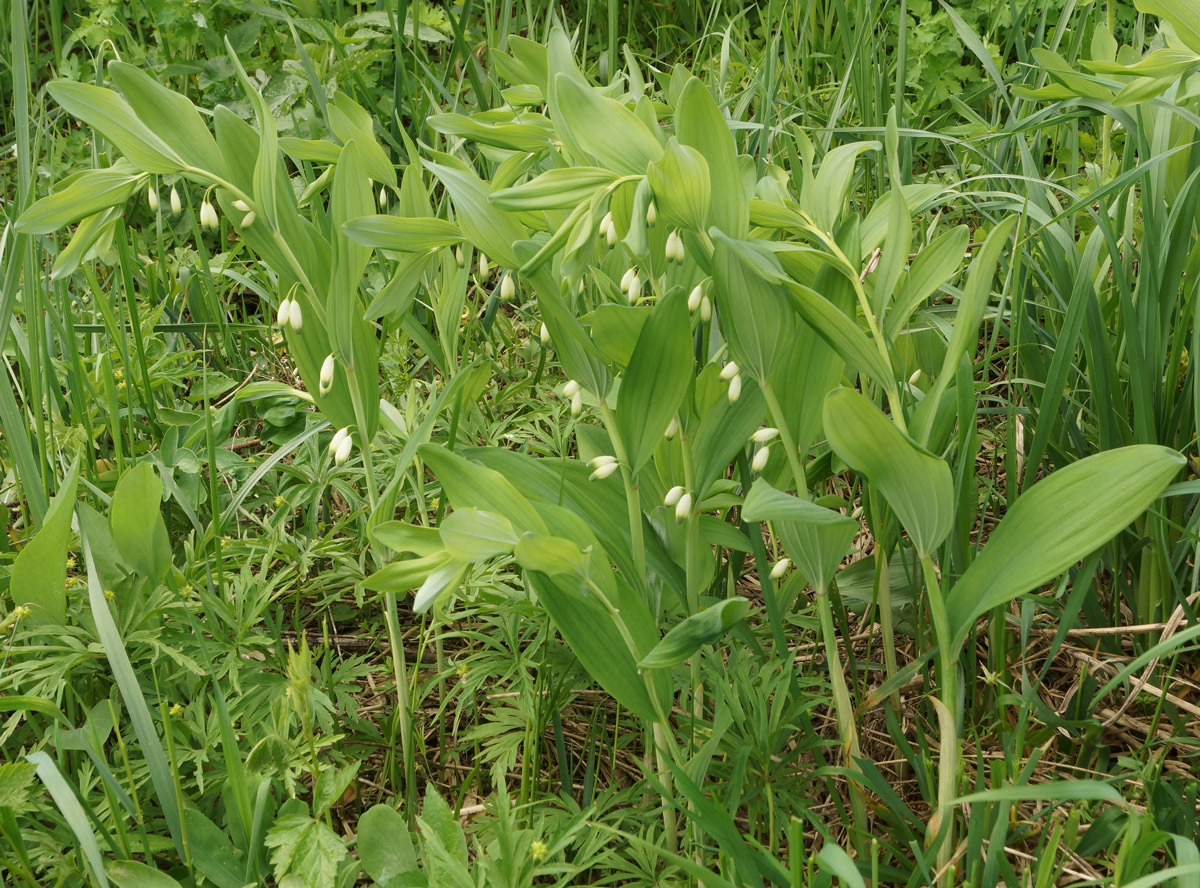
357,805,418,886
647,139,711,231
362,551,454,594
328,92,396,187
51,207,122,280
343,215,464,252
427,111,552,153
784,281,893,385
616,291,692,473
742,478,858,590
711,235,795,380
440,508,519,562
109,462,171,587
823,387,953,558
491,167,619,211
525,569,659,722
638,598,750,668
690,366,768,494
1137,0,1200,55
945,445,1183,654
107,859,183,888
551,74,663,175
46,80,183,173
426,160,525,268
108,61,225,176
11,460,79,623
370,522,444,556
16,166,144,235
1084,47,1200,77
808,141,880,233
586,304,650,367
419,445,547,534
676,76,747,237
514,532,590,577
885,225,970,338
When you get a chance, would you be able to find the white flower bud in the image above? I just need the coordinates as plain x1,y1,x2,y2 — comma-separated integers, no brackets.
200,201,218,230
688,284,703,312
455,245,465,267
719,362,740,381
599,212,613,238
288,299,303,331
334,434,353,464
563,379,581,397
169,186,182,215
147,185,159,212
909,368,922,385
728,373,742,403
570,389,583,415
664,417,679,439
589,462,620,481
606,222,618,247
752,444,770,472
626,273,642,304
752,427,779,443
540,322,550,344
241,211,256,228
620,267,636,293
232,199,251,212
478,253,490,278
328,426,349,455
500,274,516,302
664,485,685,507
646,200,658,228
675,492,693,522
700,296,712,321
770,558,790,579
587,454,618,469
277,298,292,327
666,230,685,263
319,354,335,395
379,186,388,207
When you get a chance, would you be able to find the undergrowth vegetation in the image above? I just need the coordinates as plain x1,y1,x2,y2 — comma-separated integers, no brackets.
5,0,1200,885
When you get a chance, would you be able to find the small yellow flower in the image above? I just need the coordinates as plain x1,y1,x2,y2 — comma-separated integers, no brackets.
274,495,285,507
169,703,183,717
14,605,31,620
104,589,115,602
530,840,548,862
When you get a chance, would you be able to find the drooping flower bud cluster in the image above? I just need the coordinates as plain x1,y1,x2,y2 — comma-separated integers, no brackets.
329,427,353,464
599,212,617,247
620,267,643,304
319,354,335,396
563,380,583,415
720,361,742,402
665,230,685,264
277,297,303,331
587,454,619,481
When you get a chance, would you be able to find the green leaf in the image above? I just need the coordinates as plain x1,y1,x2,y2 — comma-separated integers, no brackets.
425,160,526,268
16,166,144,235
491,167,619,211
329,92,396,187
439,508,519,562
586,304,650,367
27,752,109,888
418,446,547,534
1137,0,1200,54
676,77,747,237
357,805,418,886
370,522,444,556
109,462,171,586
264,814,347,888
945,445,1183,654
0,761,38,809
807,141,880,233
823,387,953,558
107,860,183,888
514,532,590,577
638,598,750,668
952,780,1120,805
885,225,970,339
646,138,711,231
616,291,692,473
362,551,454,595
742,479,858,590
711,235,795,380
108,61,225,176
46,81,183,173
551,74,663,176
343,215,465,252
11,460,79,623
783,281,893,385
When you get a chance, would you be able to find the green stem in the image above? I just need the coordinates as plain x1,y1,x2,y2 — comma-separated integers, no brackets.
760,381,809,500
816,585,869,859
921,554,958,885
597,400,647,584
